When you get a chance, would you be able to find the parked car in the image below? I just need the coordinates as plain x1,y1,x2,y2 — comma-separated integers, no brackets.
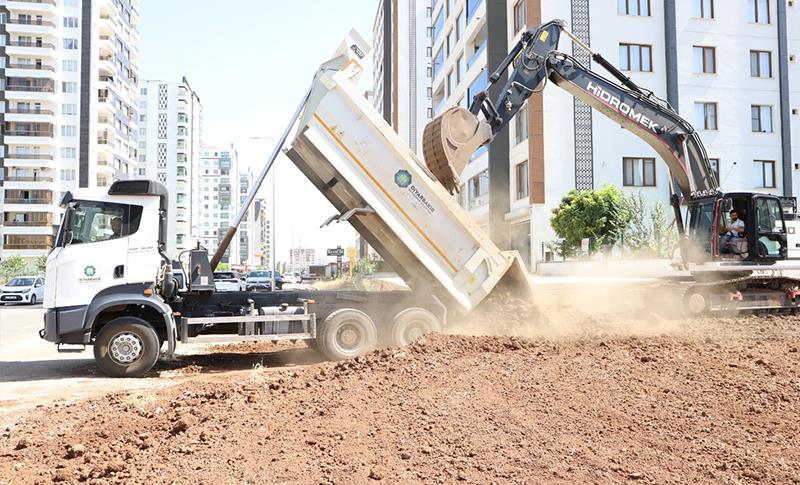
245,270,283,291
213,271,246,292
284,272,302,284
0,276,45,305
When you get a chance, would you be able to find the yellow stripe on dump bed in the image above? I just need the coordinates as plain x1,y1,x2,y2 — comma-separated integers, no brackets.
312,113,459,273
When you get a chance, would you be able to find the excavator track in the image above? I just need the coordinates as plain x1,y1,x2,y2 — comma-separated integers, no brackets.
640,275,800,316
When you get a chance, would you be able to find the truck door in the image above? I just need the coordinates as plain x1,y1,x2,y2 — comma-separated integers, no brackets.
52,200,139,308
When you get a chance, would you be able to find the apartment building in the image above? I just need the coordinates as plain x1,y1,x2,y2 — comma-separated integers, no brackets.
288,247,315,273
1,0,140,261
372,0,430,151
253,197,271,268
377,0,798,269
136,77,202,256
237,169,253,266
197,145,240,265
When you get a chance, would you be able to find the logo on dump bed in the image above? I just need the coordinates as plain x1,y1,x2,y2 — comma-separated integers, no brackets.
394,170,412,188
84,265,96,277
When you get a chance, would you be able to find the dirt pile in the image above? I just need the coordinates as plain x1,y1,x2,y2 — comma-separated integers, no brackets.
2,314,800,484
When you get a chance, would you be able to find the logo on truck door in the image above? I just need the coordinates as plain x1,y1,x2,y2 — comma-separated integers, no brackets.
84,266,96,277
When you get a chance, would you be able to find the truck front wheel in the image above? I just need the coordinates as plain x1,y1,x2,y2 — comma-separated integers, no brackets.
317,309,377,361
93,317,161,377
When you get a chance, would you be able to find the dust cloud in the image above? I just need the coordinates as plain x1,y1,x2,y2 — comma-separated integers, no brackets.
450,261,691,340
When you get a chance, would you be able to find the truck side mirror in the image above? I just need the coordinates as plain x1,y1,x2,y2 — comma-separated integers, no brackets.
720,198,733,213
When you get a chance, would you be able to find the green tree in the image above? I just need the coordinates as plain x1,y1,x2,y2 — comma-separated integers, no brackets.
35,255,48,275
354,258,376,275
623,192,651,255
550,185,631,257
0,255,28,284
216,262,230,271
649,199,679,258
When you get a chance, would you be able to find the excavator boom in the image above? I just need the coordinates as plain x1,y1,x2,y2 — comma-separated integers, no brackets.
422,20,718,203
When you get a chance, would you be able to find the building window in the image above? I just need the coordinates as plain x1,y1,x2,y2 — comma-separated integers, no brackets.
754,160,776,188
63,38,78,50
467,70,488,105
62,60,77,71
623,157,656,187
467,0,482,23
446,70,454,97
455,10,464,41
750,50,772,78
693,46,716,73
748,0,770,24
456,54,464,83
513,1,526,33
619,43,652,72
709,158,720,184
751,105,773,133
515,161,529,200
692,0,714,18
514,104,528,145
432,9,444,42
617,0,650,16
694,102,718,130
468,170,489,208
60,169,76,181
433,47,444,79
61,125,77,137
62,103,77,115
63,17,78,28
60,147,76,159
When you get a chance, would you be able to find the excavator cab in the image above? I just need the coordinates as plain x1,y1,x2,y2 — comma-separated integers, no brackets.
685,193,788,263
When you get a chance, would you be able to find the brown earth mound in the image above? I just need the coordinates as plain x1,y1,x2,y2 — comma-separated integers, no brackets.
2,315,799,484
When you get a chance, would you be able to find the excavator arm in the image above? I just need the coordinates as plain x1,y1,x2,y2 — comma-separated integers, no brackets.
423,20,719,234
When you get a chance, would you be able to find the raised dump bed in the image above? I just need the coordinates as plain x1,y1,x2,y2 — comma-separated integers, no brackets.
284,32,530,313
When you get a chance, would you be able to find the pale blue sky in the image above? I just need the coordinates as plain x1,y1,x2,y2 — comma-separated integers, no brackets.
138,1,379,263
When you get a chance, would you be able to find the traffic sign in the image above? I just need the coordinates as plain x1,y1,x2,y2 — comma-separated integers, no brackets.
327,247,345,257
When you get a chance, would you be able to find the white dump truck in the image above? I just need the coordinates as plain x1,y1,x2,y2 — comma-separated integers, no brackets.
40,30,530,377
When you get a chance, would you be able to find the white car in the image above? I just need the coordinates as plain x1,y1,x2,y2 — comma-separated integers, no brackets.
0,276,45,305
213,271,246,292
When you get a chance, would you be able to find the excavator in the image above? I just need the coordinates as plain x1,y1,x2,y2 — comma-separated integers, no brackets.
422,19,800,315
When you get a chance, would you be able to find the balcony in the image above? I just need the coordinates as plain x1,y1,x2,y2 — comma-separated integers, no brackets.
3,129,54,138
4,198,52,205
7,0,57,6
6,108,55,115
3,217,53,227
4,176,55,183
6,63,56,73
3,153,54,161
5,84,55,93
5,18,56,27
6,40,56,50
5,18,56,35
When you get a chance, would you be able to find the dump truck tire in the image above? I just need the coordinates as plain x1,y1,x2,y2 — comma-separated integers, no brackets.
93,317,160,378
317,309,377,361
390,308,442,347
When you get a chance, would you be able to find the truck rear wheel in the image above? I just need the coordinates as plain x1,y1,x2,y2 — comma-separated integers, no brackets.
93,317,161,378
390,308,441,347
317,309,377,361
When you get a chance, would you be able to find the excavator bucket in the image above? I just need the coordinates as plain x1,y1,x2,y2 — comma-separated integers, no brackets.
422,106,493,194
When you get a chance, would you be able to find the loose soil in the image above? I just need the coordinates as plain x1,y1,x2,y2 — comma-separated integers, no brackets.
2,312,799,484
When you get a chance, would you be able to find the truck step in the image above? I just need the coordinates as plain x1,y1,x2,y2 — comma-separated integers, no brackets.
57,344,86,353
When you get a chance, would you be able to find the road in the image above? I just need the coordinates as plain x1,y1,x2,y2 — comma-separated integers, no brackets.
0,299,320,427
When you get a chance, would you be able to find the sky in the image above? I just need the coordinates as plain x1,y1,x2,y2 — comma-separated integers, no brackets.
137,0,379,265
